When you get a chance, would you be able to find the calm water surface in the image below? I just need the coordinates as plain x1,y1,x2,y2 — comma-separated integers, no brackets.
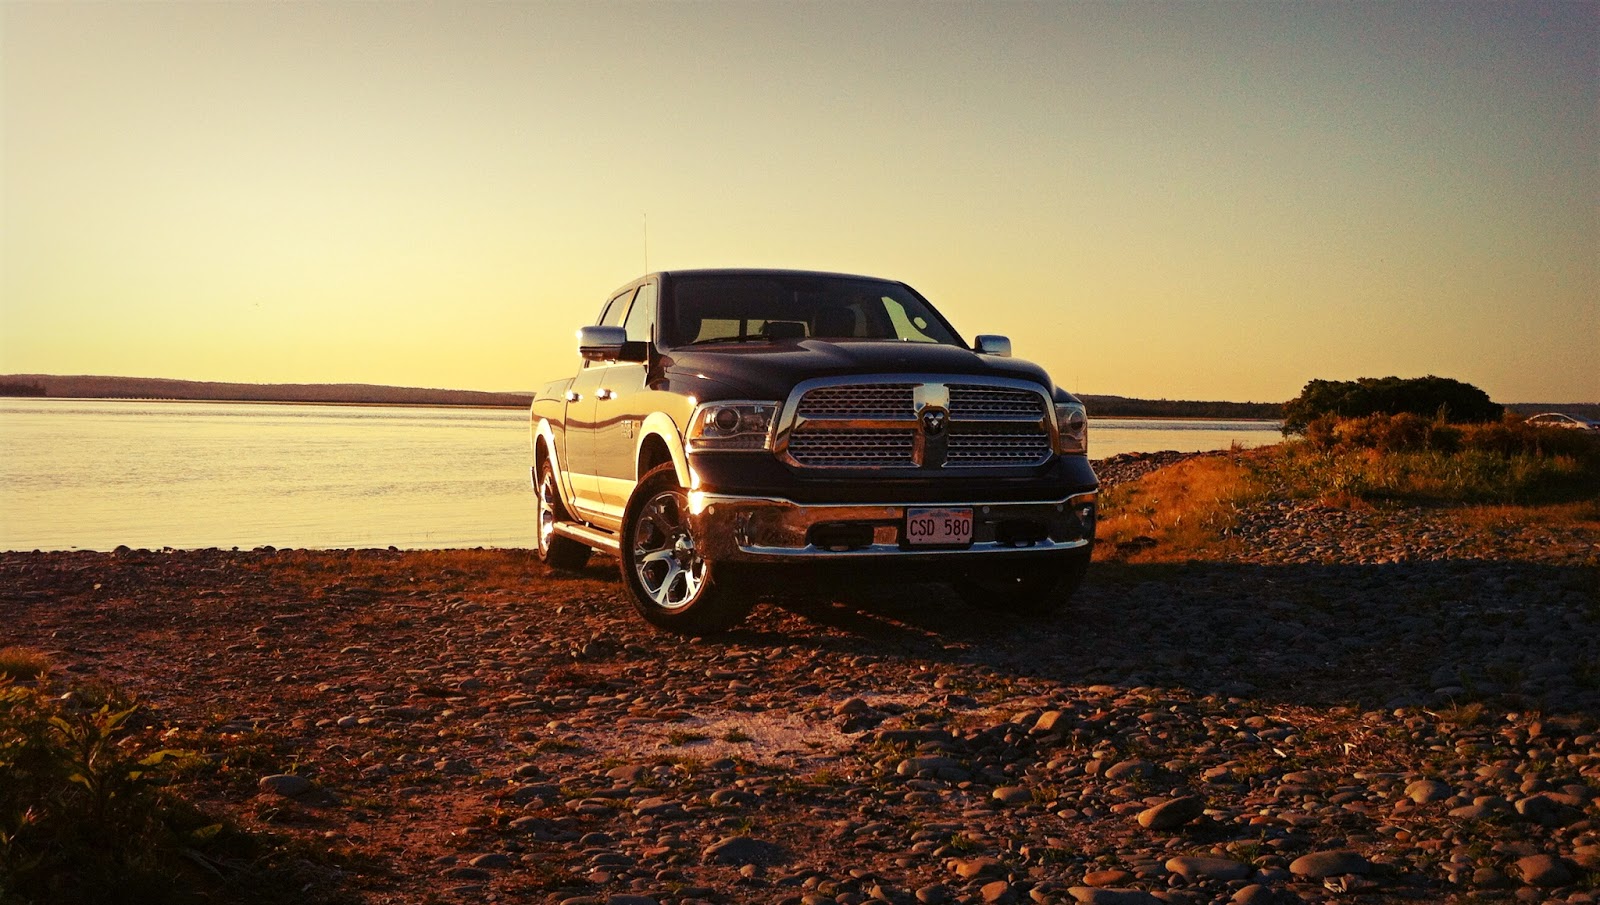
0,400,1280,551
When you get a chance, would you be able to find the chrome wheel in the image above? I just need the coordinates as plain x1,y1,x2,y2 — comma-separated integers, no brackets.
630,488,705,610
537,465,558,556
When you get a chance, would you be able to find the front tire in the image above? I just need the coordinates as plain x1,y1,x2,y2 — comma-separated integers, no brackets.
954,547,1091,614
619,464,752,634
536,455,592,571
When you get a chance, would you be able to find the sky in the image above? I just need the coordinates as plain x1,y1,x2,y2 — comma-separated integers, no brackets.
2,1,1595,403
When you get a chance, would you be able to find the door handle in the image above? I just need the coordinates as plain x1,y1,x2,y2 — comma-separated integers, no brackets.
597,389,617,401
565,390,581,403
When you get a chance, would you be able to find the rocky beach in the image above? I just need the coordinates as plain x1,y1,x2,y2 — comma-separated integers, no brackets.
3,452,1597,905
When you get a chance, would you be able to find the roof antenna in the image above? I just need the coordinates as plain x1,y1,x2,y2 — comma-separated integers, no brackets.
643,212,649,273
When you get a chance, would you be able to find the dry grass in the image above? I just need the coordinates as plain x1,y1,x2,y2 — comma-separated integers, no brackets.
1097,439,1600,564
0,646,50,680
1095,454,1257,562
1452,498,1600,534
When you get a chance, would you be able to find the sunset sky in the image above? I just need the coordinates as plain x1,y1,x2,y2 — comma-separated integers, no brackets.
3,1,1595,403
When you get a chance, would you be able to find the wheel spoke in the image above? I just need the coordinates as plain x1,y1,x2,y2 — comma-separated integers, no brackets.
650,561,683,605
639,549,675,566
647,503,678,537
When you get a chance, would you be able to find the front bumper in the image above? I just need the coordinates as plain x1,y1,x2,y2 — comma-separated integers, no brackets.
686,491,1096,563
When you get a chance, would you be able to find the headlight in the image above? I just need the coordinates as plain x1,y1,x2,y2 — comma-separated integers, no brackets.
686,401,779,451
1055,402,1088,454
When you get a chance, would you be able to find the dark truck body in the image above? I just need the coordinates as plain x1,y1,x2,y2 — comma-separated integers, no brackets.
531,269,1097,632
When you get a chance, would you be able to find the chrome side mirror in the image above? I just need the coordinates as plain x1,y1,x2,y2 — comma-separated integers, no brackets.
974,335,1011,357
578,325,628,362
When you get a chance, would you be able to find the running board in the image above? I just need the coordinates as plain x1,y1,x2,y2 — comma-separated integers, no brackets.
553,521,621,555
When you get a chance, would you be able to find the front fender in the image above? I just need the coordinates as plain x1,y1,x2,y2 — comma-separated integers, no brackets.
533,417,580,514
637,412,691,488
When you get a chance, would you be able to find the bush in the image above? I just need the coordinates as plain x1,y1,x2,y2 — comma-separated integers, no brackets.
1283,376,1502,434
0,677,350,904
1304,413,1461,454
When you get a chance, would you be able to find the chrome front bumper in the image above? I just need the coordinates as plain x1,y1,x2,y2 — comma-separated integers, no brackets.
685,490,1096,563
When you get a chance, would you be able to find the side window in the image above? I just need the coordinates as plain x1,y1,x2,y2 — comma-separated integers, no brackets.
623,283,657,344
599,289,635,327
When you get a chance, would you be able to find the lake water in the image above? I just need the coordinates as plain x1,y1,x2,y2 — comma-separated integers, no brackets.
0,400,1280,551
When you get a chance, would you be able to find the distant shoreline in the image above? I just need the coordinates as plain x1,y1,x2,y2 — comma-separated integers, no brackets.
3,374,1593,420
4,395,526,411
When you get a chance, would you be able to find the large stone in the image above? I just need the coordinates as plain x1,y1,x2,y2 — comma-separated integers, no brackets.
1081,870,1133,887
702,836,785,866
1404,779,1452,803
1514,854,1572,888
1103,759,1155,782
1514,792,1583,827
898,756,961,777
1067,889,1162,905
1165,856,1250,881
1137,795,1204,830
980,880,1016,904
950,856,1005,880
258,774,312,798
1289,850,1371,878
993,786,1034,806
1032,710,1068,734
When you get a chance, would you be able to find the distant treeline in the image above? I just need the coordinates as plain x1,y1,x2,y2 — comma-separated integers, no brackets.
0,381,47,397
1080,395,1283,420
0,375,532,408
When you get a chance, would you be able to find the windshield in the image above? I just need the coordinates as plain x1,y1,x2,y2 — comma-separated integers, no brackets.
662,274,963,348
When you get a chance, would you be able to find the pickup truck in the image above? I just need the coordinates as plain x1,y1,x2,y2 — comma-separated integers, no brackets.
530,269,1097,633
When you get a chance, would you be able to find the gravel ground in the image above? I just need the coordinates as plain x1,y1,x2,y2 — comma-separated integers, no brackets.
2,454,1597,905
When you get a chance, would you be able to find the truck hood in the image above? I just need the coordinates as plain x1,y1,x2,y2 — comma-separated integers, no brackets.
662,339,1060,401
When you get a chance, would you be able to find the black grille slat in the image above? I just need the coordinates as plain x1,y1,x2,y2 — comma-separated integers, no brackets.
947,431,1053,464
948,386,1046,419
796,384,917,418
787,429,917,467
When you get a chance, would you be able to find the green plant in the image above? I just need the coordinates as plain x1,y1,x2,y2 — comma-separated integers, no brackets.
1283,375,1501,435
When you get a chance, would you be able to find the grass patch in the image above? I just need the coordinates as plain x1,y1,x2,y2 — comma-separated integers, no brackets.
0,649,50,682
1096,454,1257,562
1097,417,1600,562
1285,414,1600,505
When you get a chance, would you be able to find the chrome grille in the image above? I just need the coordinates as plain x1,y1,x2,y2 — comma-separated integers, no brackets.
947,429,1053,464
786,429,916,467
796,384,916,418
785,378,1053,469
949,386,1046,419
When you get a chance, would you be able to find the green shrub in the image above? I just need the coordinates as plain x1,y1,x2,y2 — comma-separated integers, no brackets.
1283,376,1502,434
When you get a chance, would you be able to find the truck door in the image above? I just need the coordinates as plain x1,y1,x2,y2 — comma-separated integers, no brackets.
564,287,635,521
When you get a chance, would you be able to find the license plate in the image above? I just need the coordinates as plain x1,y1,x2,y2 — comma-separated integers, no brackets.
905,507,973,546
